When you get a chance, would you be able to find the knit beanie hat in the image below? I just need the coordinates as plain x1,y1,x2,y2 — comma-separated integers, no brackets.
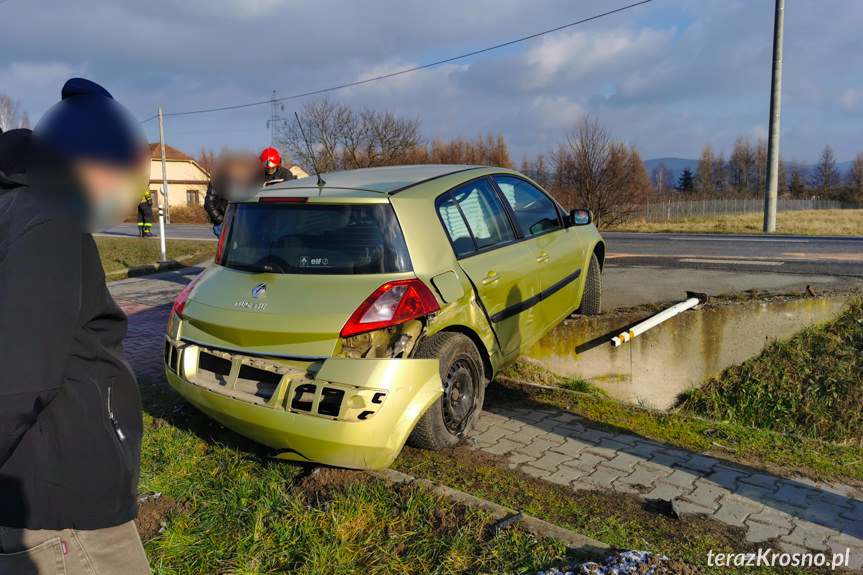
33,78,145,166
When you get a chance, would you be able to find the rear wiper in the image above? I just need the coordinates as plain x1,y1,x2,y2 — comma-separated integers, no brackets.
229,263,275,274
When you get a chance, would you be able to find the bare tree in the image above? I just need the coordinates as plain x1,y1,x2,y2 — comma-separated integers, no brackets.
277,98,422,173
521,153,551,189
551,115,640,227
0,94,31,132
844,152,863,203
425,133,512,168
811,145,842,197
786,160,809,199
727,136,755,194
695,145,726,197
651,163,674,196
196,148,216,173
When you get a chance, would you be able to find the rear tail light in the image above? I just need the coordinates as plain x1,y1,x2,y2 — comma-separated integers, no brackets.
340,279,440,338
215,206,232,264
258,197,307,203
168,271,206,330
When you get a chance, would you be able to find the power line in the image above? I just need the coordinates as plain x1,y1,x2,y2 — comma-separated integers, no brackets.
141,0,655,123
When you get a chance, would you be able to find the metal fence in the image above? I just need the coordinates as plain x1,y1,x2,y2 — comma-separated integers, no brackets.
627,199,861,223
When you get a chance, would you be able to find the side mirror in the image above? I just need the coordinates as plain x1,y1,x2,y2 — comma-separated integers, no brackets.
569,209,593,226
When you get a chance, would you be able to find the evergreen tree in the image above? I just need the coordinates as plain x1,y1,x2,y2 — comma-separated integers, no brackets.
811,145,842,196
676,167,695,194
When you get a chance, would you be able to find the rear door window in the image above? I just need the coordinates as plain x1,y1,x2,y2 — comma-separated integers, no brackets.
437,179,515,256
493,176,562,238
221,203,412,274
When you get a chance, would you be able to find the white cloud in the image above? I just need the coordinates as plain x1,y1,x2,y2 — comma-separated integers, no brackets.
2,0,862,162
839,89,863,114
1,62,85,89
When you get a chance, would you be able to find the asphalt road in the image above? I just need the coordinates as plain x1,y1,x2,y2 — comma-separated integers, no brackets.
603,232,863,277
101,225,862,309
101,225,863,277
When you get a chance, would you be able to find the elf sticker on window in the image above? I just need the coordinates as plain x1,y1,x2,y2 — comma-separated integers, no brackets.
300,257,329,266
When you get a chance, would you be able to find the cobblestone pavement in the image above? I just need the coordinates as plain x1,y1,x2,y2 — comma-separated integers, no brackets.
112,266,863,568
111,265,202,384
470,407,863,568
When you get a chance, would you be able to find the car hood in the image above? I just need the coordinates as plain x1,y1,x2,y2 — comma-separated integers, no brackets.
179,265,415,358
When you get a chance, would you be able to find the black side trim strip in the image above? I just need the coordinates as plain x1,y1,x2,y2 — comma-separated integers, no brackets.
489,268,581,324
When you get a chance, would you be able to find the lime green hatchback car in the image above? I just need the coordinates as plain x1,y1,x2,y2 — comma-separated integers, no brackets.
164,165,604,469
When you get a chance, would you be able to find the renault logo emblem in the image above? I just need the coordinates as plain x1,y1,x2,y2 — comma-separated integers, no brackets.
252,283,267,298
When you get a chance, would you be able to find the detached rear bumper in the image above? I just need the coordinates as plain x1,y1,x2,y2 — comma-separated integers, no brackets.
164,338,442,469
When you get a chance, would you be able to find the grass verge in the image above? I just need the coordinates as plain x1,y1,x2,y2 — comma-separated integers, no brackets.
499,361,863,483
394,442,842,575
609,209,863,237
95,237,215,274
679,300,863,446
138,381,568,574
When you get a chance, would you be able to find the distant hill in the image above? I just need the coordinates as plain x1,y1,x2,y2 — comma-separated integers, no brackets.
644,157,858,181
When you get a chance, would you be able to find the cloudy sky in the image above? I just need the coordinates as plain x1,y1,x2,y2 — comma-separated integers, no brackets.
1,0,861,165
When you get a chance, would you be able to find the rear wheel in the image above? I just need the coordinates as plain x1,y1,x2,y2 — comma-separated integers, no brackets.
407,332,486,450
576,253,602,316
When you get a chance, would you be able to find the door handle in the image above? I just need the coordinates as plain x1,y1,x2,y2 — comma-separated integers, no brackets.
482,273,501,285
536,252,550,263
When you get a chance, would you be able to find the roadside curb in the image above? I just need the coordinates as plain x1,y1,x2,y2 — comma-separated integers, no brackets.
368,468,611,559
106,254,199,281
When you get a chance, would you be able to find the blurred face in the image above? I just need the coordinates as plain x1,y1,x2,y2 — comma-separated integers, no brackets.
75,156,148,231
225,159,257,185
215,154,259,201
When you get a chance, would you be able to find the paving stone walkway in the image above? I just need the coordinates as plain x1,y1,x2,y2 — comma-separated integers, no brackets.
470,407,863,569
111,265,202,384
112,266,863,569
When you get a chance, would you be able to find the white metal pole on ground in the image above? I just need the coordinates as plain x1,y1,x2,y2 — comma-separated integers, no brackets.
611,292,708,347
157,108,169,263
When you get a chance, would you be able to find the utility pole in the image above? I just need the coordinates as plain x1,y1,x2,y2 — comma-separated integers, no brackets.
269,90,277,147
763,0,785,233
157,108,169,263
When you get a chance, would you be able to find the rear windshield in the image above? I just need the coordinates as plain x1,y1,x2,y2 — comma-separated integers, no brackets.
220,203,412,275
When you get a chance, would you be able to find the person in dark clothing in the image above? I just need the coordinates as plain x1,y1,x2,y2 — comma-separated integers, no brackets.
0,128,31,189
203,179,228,226
137,189,154,237
260,146,295,186
0,79,151,574
203,150,259,233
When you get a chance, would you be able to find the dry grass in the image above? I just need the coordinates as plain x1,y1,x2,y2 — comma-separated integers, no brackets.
167,204,210,224
609,209,863,237
95,237,216,273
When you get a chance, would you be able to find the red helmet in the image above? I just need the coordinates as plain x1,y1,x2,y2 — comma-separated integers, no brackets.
260,147,280,168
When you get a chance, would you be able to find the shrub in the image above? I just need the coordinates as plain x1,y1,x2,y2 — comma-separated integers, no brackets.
169,204,210,224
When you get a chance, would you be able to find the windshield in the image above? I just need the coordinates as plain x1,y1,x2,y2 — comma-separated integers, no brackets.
220,202,412,275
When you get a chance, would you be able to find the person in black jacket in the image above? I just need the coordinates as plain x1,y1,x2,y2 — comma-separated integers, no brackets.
0,79,151,574
203,150,258,233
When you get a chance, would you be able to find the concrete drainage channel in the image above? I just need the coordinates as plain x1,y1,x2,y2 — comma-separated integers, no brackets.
525,292,859,409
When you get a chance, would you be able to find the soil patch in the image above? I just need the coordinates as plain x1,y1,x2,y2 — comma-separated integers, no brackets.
297,467,366,505
137,494,189,540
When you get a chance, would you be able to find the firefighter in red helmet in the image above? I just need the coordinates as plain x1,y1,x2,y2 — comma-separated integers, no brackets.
259,147,295,186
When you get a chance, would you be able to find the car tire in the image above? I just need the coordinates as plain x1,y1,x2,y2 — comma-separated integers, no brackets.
576,253,602,316
407,332,486,450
